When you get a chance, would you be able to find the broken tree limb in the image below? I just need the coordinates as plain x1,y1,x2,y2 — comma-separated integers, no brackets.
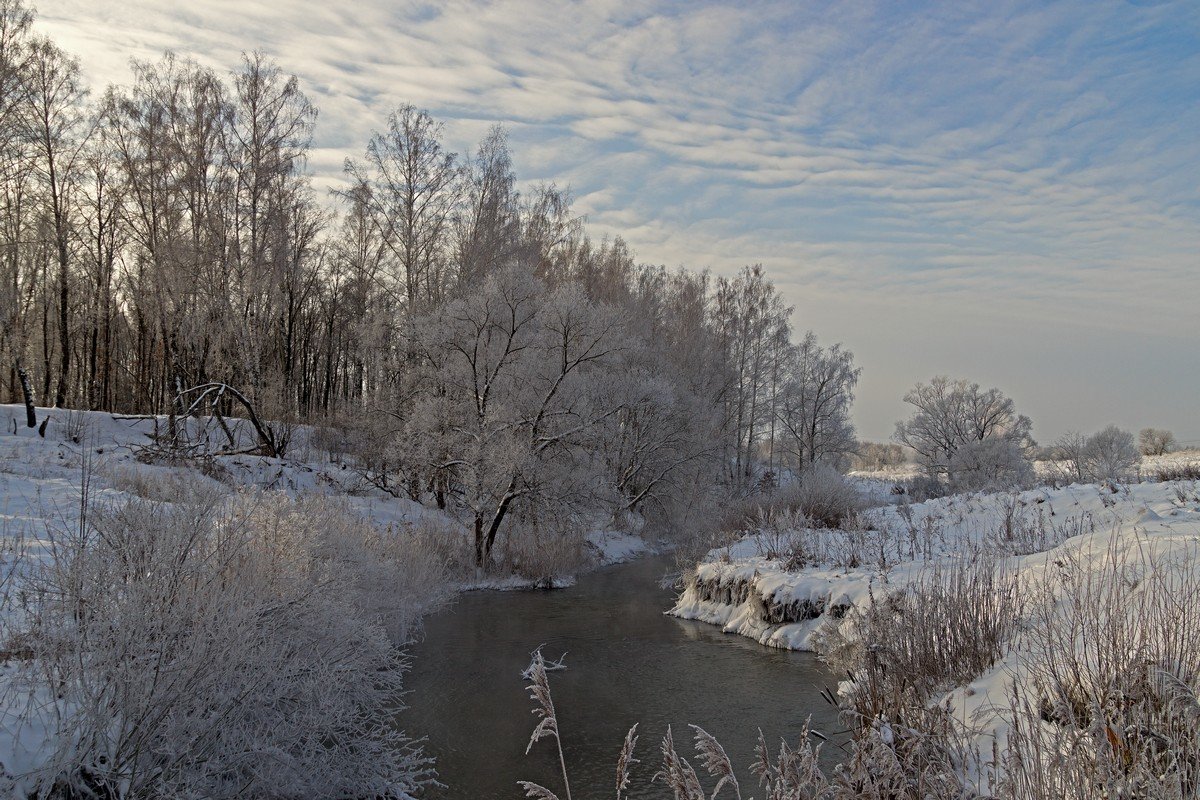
176,382,280,458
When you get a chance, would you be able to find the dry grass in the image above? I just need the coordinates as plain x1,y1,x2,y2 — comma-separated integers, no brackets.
518,648,974,800
998,536,1200,799
817,558,1023,722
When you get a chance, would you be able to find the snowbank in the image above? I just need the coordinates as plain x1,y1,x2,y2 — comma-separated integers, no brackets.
670,480,1200,650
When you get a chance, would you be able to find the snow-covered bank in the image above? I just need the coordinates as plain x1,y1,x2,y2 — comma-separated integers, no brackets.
670,480,1200,651
670,479,1200,790
0,404,652,577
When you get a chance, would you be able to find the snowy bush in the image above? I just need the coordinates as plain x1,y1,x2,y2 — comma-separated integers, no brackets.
946,438,1035,493
500,516,589,584
777,462,865,529
10,486,438,799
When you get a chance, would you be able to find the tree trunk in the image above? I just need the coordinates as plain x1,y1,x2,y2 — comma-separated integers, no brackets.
474,513,486,568
483,491,516,567
15,360,36,428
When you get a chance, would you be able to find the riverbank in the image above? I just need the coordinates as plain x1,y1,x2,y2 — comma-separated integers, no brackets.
670,478,1200,792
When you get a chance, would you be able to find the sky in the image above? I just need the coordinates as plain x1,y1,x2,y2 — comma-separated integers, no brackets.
34,0,1200,444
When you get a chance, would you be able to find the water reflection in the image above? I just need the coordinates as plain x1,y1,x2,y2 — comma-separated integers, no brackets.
403,555,846,799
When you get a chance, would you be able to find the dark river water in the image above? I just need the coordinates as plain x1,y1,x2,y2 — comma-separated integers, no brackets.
402,555,846,799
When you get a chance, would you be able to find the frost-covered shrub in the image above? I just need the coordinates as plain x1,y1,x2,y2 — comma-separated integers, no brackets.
501,517,589,583
777,462,865,528
14,486,437,799
103,463,229,503
258,494,454,642
891,474,950,503
946,438,1034,493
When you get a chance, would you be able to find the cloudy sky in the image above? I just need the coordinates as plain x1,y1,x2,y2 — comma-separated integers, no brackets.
35,0,1200,443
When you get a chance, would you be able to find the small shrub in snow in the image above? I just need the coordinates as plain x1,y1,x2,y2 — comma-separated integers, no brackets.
890,474,950,503
1152,462,1200,483
103,463,229,503
984,494,1093,556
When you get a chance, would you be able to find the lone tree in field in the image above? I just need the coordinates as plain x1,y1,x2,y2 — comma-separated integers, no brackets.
1138,427,1176,457
894,376,1034,489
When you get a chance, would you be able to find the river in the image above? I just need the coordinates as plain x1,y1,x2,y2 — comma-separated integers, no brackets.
403,554,845,799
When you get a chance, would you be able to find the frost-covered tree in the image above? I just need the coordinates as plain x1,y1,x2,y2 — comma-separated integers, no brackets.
408,266,625,567
1054,425,1141,483
712,265,792,483
947,437,1035,492
23,35,88,407
852,442,908,471
1138,427,1176,457
894,376,1033,486
1083,425,1140,482
0,0,35,422
775,331,860,470
454,124,519,288
345,105,462,310
1052,430,1091,484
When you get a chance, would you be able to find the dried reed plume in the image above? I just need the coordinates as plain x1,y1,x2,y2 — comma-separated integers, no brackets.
521,648,573,800
692,724,742,799
616,723,639,799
